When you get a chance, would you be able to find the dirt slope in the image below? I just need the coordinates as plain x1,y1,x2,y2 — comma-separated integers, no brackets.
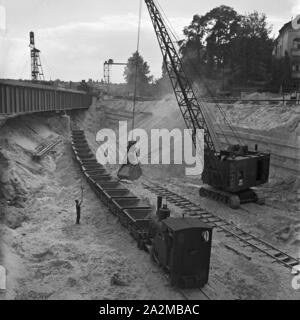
0,112,181,300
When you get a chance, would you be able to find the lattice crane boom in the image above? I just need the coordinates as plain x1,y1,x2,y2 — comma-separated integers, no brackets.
29,31,45,81
144,0,220,153
143,0,271,210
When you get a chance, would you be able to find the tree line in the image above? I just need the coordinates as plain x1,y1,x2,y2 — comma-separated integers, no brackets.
124,5,286,97
179,6,274,90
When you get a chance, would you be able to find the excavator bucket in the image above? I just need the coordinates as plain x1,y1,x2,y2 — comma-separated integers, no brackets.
117,141,143,181
117,163,143,181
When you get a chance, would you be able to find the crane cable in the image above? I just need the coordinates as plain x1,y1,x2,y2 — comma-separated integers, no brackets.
131,0,143,135
155,0,178,45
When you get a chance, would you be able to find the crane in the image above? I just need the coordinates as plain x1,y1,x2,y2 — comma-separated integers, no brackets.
103,59,127,85
29,31,45,82
144,0,270,209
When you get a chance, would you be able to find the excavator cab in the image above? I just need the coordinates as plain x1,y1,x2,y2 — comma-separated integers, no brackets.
201,146,270,209
117,140,143,181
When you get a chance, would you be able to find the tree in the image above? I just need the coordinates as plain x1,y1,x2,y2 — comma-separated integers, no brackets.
203,6,241,71
239,11,272,40
230,12,274,84
124,51,153,95
180,6,274,87
270,53,292,91
181,6,241,78
179,14,206,76
155,61,172,97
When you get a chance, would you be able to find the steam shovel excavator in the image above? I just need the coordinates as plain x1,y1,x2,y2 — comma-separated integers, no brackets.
143,0,270,209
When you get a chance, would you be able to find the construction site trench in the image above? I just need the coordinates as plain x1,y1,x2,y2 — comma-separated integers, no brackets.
0,96,299,300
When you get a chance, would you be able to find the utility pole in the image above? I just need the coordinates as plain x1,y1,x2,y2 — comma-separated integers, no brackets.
29,31,45,81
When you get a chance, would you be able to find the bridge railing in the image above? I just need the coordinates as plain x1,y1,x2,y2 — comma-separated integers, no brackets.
0,80,92,115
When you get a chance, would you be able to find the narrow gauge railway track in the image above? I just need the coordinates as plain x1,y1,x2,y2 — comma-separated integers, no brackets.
142,182,300,274
70,129,213,298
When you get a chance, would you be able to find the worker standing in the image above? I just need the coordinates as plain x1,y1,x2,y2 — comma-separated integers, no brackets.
75,186,84,224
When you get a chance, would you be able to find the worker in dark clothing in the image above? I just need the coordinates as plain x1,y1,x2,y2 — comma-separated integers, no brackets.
75,186,84,224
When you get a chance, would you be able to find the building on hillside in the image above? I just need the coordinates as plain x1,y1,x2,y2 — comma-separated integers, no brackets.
273,20,300,81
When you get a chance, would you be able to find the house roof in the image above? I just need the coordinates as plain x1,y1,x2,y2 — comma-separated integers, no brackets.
278,21,292,35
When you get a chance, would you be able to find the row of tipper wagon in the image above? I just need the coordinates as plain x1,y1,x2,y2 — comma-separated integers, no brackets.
71,129,213,289
71,129,154,246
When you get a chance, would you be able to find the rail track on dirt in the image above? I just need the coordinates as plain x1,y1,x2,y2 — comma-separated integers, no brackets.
71,129,216,296
142,181,300,274
71,128,298,298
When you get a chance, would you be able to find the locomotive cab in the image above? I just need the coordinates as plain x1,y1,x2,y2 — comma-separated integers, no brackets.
151,217,213,288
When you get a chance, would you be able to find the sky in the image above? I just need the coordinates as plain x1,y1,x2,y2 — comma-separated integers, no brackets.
0,0,299,83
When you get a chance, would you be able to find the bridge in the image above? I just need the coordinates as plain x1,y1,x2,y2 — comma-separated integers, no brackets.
0,79,92,116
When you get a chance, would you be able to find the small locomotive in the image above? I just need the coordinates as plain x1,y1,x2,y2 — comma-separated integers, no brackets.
146,197,213,288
